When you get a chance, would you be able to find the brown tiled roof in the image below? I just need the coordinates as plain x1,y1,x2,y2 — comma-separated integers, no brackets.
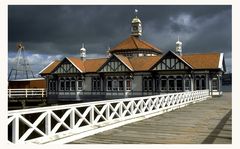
110,36,162,53
181,53,220,69
84,58,108,73
115,54,134,71
40,52,222,75
68,57,85,72
39,60,61,75
129,56,162,71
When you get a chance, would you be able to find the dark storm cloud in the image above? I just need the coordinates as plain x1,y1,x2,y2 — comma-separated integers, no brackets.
8,5,232,72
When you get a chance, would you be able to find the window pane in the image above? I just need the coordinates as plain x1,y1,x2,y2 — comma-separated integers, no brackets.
148,79,152,91
126,80,131,90
119,80,123,91
107,80,112,90
185,79,190,90
144,79,148,91
66,81,70,91
169,80,175,90
161,80,167,90
78,80,82,90
177,79,182,90
113,80,118,90
71,81,75,90
60,81,65,91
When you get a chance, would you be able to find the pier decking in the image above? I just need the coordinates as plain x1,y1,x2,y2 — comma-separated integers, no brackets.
70,92,231,144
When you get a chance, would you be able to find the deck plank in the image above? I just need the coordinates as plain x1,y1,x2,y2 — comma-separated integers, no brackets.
70,92,232,144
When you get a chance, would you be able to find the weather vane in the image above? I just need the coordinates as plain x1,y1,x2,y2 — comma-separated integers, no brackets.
135,9,138,17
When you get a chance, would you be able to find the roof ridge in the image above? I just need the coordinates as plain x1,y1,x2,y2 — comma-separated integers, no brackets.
140,38,160,51
131,36,138,49
182,52,220,56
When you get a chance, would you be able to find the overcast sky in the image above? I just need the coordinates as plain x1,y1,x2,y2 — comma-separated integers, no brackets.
8,5,232,77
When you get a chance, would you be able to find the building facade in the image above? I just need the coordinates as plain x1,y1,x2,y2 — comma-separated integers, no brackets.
40,12,226,103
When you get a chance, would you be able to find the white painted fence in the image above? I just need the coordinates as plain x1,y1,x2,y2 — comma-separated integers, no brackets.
8,90,210,144
8,88,46,98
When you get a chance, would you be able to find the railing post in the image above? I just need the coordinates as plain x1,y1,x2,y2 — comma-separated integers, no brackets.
25,89,28,98
12,116,19,143
119,101,123,119
106,103,110,120
70,108,75,129
45,111,51,135
90,105,95,125
130,100,134,116
42,89,44,98
9,89,11,98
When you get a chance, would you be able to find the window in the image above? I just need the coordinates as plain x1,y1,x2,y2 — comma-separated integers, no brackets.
112,78,118,91
119,77,124,91
148,79,152,91
71,77,75,91
52,81,56,91
143,77,152,91
92,77,100,91
126,78,131,91
107,77,112,91
160,76,167,91
78,80,83,90
196,76,201,90
143,78,148,91
60,78,65,91
176,76,182,91
185,78,191,91
155,78,160,91
48,80,52,91
168,77,175,91
201,76,206,89
65,78,70,91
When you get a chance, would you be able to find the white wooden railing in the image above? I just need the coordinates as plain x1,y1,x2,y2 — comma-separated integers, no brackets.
8,88,46,98
8,90,210,144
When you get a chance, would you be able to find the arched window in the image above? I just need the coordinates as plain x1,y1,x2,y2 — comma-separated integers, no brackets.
176,76,183,91
155,77,160,91
143,77,152,91
112,77,118,91
65,78,70,91
107,77,112,91
60,77,65,91
185,77,191,91
143,77,148,91
126,77,132,91
160,76,167,91
78,77,83,91
118,77,124,91
168,76,175,91
70,77,76,91
92,77,100,91
195,76,201,90
201,76,206,89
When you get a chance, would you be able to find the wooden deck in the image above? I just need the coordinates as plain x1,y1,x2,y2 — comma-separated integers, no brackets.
70,92,232,144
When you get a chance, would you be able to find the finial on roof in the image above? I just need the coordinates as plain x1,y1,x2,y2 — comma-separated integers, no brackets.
135,9,138,17
80,43,86,60
176,36,182,56
106,46,111,57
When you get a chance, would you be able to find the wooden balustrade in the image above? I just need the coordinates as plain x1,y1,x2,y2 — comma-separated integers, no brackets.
8,90,210,144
